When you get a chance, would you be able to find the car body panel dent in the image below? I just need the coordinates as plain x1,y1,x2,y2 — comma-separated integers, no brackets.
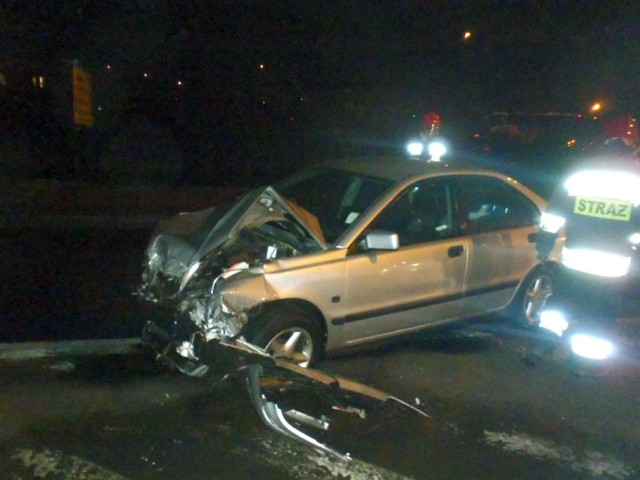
461,225,540,317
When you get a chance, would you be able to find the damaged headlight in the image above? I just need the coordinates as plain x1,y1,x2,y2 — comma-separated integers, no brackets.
199,270,250,341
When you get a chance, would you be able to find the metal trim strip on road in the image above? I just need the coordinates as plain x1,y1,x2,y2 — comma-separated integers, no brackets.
0,338,142,360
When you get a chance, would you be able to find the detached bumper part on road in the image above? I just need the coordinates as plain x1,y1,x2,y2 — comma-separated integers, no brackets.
246,363,352,461
141,320,432,460
142,320,352,456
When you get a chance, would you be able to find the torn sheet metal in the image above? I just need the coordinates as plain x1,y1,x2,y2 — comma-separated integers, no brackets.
138,186,325,303
135,186,327,367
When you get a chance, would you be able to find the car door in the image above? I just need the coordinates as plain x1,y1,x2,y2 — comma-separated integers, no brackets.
453,174,541,318
339,177,469,345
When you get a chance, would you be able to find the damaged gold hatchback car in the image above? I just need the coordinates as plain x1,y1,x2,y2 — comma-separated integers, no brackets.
138,156,557,370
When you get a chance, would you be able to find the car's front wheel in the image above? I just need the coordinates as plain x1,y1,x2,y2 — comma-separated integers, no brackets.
243,306,323,367
512,266,555,328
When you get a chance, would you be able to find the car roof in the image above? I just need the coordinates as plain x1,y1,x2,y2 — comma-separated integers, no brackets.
319,156,501,183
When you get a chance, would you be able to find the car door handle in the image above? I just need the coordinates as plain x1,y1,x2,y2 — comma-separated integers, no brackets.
448,245,464,258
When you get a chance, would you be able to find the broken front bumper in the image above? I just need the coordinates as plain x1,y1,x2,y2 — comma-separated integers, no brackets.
142,321,212,377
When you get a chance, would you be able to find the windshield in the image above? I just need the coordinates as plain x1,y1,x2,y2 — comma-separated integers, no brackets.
276,167,393,244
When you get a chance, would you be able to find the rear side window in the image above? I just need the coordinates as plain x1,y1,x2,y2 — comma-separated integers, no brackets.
456,175,540,234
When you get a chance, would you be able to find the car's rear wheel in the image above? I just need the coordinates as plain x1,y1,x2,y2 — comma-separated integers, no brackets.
243,306,323,367
512,266,555,327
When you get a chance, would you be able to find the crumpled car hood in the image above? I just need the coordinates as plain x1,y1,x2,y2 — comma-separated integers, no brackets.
141,186,327,297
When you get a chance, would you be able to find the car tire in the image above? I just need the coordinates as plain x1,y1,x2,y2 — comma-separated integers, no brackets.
511,265,555,328
243,305,323,367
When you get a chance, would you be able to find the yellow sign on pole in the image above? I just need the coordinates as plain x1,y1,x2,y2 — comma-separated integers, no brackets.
73,66,93,126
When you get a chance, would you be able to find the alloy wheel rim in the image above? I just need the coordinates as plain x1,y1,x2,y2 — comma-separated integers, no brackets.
523,275,553,326
265,327,314,367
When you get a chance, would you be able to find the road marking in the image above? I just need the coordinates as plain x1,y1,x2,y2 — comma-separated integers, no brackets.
484,430,634,479
11,448,131,480
0,338,142,360
238,435,412,480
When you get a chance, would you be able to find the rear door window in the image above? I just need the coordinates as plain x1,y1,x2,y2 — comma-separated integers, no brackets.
455,175,540,234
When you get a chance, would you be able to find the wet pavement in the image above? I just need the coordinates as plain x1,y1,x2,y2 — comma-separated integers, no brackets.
2,322,640,479
0,350,420,479
2,225,640,479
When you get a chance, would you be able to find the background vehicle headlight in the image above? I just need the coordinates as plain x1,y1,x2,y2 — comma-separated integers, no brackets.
406,141,424,156
428,141,446,161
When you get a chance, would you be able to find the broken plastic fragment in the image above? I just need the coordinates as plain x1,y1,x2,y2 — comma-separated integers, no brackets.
332,405,366,419
176,341,197,360
285,409,330,431
221,261,250,279
48,361,76,372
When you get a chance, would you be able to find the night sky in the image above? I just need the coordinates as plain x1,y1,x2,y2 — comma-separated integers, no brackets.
5,2,639,104
2,1,640,182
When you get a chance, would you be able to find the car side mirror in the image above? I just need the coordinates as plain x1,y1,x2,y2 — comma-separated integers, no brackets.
359,230,399,251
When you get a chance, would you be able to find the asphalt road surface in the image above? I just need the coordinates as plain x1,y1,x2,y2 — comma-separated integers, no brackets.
1,227,639,479
0,228,151,342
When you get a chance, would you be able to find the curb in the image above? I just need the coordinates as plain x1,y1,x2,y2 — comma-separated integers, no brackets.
0,214,160,230
0,338,142,360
